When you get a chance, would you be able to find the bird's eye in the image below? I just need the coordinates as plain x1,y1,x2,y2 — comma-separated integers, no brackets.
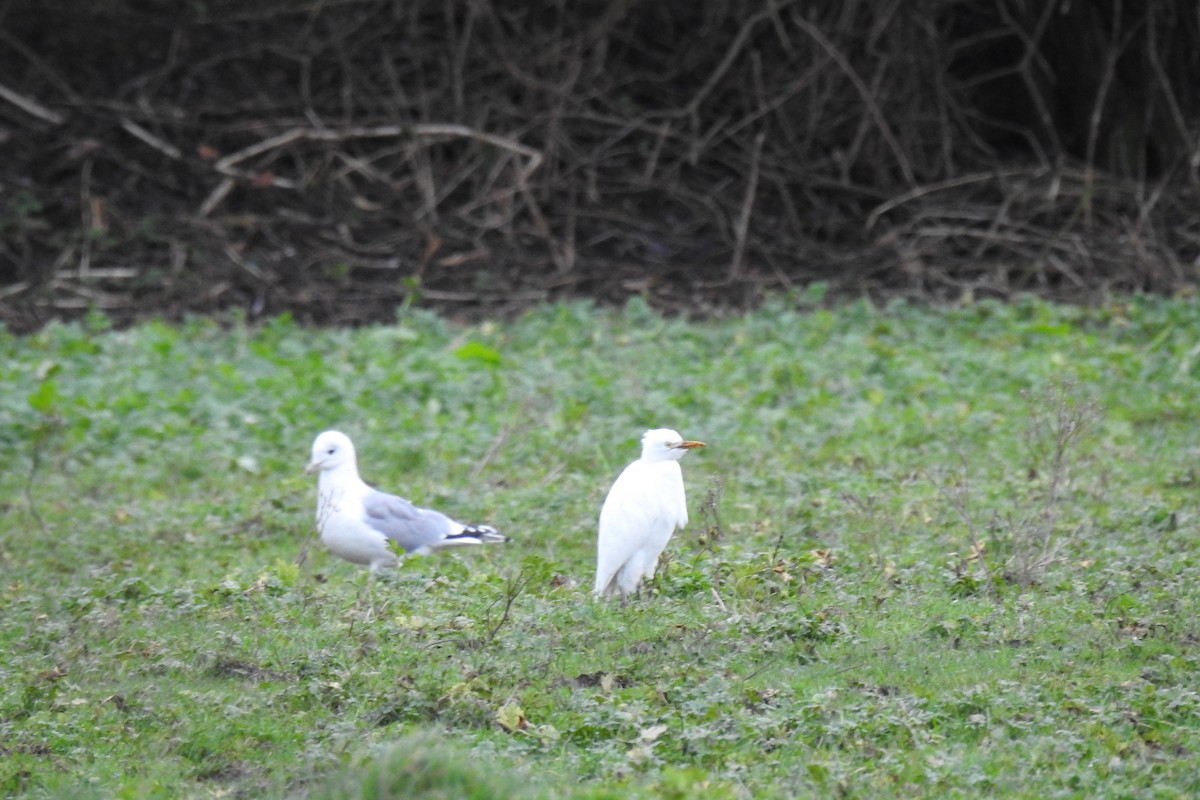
327,447,336,454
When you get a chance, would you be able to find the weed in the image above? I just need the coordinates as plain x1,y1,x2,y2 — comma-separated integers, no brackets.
1002,380,1100,584
929,379,1101,590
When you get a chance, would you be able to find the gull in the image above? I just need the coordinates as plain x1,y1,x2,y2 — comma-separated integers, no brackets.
305,430,508,571
594,428,705,602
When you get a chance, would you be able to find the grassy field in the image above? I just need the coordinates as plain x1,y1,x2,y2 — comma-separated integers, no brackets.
2,293,1200,798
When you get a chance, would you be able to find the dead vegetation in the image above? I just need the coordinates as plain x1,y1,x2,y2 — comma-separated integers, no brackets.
1,1,1197,332
933,380,1101,589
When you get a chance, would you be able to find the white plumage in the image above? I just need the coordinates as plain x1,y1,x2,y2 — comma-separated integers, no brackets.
305,430,507,570
594,428,705,601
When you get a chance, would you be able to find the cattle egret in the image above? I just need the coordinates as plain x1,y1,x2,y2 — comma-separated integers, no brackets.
305,430,508,571
594,428,705,601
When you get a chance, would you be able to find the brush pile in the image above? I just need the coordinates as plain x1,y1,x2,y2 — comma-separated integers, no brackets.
2,1,1197,331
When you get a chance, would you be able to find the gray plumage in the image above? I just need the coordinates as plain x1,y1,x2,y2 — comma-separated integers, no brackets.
361,488,503,555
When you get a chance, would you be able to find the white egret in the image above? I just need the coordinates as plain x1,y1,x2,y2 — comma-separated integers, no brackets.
594,428,705,601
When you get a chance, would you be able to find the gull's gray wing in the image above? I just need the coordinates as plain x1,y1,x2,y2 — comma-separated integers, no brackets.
361,488,456,553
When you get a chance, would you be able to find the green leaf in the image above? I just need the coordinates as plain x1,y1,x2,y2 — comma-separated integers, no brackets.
453,340,502,366
27,377,62,413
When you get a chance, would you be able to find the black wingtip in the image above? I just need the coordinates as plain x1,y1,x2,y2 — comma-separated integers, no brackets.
454,525,509,544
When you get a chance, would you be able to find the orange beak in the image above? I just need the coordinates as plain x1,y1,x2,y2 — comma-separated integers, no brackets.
672,440,706,449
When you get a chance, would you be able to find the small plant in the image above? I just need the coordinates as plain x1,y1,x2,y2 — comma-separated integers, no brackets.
1004,380,1100,585
23,364,66,536
931,379,1099,588
482,566,534,643
696,476,726,551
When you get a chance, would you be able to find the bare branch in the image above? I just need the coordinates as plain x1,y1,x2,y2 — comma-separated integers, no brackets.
0,81,65,124
791,14,916,188
119,118,183,160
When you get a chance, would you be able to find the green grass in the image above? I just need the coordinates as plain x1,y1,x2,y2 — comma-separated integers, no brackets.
3,293,1200,798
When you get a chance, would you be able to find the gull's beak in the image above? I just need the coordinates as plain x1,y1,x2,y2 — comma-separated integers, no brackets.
672,440,706,449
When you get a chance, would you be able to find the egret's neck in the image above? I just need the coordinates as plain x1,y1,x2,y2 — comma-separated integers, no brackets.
640,449,683,464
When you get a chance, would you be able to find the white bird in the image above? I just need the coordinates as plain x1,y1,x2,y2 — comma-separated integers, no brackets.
594,428,705,601
305,430,508,570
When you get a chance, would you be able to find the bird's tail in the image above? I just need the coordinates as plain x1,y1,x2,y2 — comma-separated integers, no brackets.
444,524,509,546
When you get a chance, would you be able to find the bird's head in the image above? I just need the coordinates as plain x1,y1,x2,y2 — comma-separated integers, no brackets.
640,428,706,462
305,430,357,474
